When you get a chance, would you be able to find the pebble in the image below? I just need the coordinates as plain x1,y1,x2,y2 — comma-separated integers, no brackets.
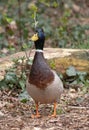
0,111,4,118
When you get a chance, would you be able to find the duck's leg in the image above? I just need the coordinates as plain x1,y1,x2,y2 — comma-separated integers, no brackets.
50,102,57,117
31,102,41,118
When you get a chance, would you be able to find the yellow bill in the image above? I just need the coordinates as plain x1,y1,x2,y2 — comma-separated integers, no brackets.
31,33,39,41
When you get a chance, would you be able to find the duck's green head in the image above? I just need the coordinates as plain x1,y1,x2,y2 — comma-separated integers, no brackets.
31,28,45,50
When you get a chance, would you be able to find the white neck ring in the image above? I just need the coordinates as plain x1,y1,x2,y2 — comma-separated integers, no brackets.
36,49,43,53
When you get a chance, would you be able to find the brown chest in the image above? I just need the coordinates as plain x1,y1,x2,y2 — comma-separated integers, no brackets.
28,54,54,89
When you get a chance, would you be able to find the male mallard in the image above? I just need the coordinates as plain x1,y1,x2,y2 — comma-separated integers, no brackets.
26,28,64,118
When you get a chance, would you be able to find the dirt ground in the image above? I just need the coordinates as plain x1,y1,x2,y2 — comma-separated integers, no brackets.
0,88,89,130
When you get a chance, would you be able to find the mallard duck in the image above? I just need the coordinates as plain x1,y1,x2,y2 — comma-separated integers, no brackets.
26,28,64,118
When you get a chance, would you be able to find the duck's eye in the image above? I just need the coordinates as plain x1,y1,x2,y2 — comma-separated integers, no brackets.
31,33,39,41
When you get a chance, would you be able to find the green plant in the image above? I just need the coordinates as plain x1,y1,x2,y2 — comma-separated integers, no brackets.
0,57,27,91
64,66,89,92
1,0,89,56
52,7,88,48
49,60,56,69
56,107,64,115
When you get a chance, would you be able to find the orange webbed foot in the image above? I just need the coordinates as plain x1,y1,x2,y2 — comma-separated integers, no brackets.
31,113,41,118
49,102,57,118
31,102,41,118
49,114,56,118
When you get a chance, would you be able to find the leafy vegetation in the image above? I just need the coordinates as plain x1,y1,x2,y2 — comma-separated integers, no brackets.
0,59,89,95
64,66,89,93
0,0,89,98
0,0,89,57
0,57,27,91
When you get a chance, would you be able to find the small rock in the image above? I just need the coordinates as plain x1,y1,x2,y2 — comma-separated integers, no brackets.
0,111,4,118
34,127,42,130
48,119,58,123
22,127,42,130
11,128,20,130
69,88,76,93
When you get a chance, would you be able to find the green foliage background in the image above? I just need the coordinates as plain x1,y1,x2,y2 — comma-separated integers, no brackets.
0,0,89,57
